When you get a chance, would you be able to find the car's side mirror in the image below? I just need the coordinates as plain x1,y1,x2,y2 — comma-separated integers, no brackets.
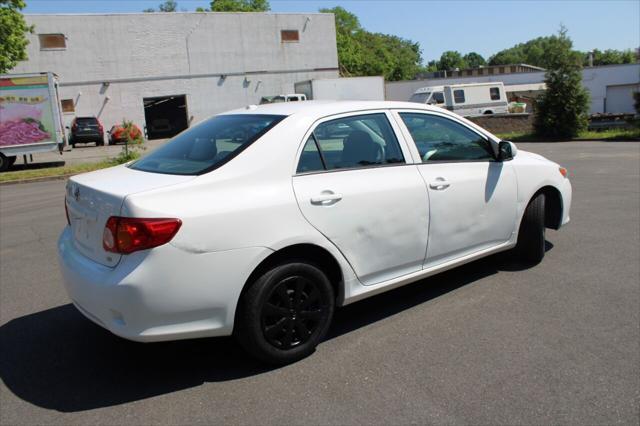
498,140,516,161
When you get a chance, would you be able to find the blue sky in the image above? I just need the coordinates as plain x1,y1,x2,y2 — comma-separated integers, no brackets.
24,0,640,63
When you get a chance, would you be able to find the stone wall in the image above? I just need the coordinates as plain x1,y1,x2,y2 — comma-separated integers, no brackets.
468,113,533,134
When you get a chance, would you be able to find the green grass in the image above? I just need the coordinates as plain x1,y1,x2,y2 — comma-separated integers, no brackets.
496,128,640,142
0,159,114,183
0,151,143,183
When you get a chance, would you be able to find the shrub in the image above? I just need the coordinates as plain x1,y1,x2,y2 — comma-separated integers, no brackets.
533,27,590,139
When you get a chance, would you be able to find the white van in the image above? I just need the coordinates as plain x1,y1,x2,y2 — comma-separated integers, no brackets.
409,82,508,116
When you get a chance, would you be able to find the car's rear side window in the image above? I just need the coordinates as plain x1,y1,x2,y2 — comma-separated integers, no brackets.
296,113,405,174
130,114,285,175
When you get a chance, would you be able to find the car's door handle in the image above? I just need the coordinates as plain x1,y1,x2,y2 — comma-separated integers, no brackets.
310,192,343,205
429,178,450,190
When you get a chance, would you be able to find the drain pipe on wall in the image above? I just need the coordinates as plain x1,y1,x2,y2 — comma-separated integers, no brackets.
185,15,206,75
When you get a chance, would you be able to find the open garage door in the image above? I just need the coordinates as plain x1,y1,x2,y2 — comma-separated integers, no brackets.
605,84,639,114
143,95,188,140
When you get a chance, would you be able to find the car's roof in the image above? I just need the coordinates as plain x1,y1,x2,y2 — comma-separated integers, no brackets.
221,100,440,118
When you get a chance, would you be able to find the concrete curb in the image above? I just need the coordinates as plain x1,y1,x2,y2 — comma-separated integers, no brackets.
0,173,75,186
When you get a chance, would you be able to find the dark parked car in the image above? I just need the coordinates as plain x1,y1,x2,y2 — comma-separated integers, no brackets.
68,117,104,147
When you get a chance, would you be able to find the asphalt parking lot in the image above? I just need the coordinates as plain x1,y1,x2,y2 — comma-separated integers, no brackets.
10,138,169,168
0,141,638,425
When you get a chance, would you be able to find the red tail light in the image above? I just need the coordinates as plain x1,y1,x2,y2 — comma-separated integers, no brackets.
72,122,78,131
103,217,182,254
97,121,104,133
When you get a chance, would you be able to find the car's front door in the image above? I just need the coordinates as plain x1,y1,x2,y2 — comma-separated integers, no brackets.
395,111,517,267
292,112,429,286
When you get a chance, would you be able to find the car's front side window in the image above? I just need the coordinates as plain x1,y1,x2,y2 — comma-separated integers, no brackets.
297,113,405,173
399,113,495,162
432,92,445,104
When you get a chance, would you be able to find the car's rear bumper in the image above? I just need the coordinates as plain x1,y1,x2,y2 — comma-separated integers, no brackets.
57,227,271,342
71,134,102,142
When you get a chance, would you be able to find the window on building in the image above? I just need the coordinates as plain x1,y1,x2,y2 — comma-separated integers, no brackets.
498,66,505,74
489,87,501,100
60,99,75,113
39,34,66,50
281,30,300,42
453,89,466,103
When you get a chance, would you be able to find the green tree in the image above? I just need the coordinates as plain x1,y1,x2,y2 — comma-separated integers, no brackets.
463,52,486,68
143,0,178,12
0,0,32,73
320,6,364,76
209,0,270,12
585,49,636,66
489,35,579,68
159,0,177,12
534,27,590,139
438,51,467,71
424,60,438,73
321,6,422,81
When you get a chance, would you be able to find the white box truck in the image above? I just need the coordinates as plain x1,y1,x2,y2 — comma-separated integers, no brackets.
294,76,385,101
409,82,509,117
0,72,65,171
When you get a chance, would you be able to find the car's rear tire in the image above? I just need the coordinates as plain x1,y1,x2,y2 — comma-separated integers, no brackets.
235,262,335,365
513,193,546,265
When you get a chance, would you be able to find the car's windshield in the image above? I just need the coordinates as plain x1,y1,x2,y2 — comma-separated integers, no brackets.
129,114,285,175
409,92,430,104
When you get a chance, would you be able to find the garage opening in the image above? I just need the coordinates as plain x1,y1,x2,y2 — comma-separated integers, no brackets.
143,95,188,140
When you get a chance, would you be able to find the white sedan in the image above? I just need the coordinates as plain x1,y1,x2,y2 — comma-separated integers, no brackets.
58,101,571,364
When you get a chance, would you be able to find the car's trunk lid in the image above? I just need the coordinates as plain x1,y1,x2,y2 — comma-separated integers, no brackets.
65,165,195,267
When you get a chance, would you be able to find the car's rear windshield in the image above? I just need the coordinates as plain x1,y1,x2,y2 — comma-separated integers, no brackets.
129,114,285,175
76,117,98,125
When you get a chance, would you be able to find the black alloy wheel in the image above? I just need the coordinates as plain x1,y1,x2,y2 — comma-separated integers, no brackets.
261,275,325,349
235,262,335,365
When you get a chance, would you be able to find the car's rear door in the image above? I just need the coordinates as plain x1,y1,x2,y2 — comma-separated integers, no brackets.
393,110,517,268
292,111,429,286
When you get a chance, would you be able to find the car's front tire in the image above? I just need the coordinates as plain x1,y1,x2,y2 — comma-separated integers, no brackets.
235,262,335,365
513,193,546,265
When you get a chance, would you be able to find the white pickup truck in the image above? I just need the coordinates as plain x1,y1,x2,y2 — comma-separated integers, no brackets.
0,72,65,171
